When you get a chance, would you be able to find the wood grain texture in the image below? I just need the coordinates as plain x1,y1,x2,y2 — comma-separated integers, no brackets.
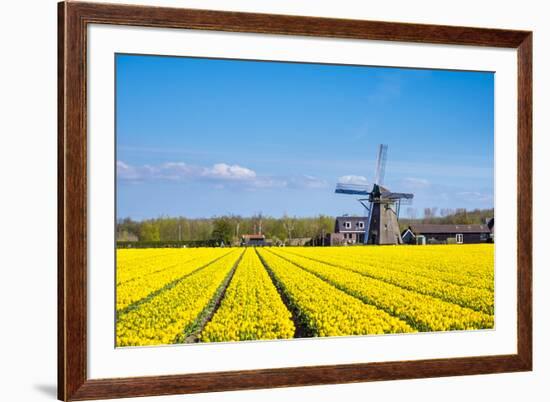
58,1,533,400
57,3,65,400
66,1,529,47
69,355,529,401
58,1,88,400
516,33,533,370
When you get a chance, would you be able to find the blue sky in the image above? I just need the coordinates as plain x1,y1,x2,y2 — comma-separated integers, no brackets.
116,54,494,220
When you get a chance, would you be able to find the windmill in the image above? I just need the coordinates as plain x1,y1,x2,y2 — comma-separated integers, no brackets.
335,144,413,245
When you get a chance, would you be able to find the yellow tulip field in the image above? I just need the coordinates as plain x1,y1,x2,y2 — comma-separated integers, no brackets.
115,244,494,347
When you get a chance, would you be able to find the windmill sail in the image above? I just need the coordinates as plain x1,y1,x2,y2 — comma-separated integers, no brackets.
335,182,371,195
374,144,388,185
381,191,414,200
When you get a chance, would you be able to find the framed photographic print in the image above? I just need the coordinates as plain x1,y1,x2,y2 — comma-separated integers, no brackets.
58,1,532,400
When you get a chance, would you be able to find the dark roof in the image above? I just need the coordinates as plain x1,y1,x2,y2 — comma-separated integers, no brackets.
409,224,491,234
241,234,265,240
335,216,368,232
335,216,367,222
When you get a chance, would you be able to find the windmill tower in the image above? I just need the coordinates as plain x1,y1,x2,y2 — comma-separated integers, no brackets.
335,144,413,245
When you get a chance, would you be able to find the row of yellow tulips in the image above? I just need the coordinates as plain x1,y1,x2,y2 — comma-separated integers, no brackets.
201,248,295,342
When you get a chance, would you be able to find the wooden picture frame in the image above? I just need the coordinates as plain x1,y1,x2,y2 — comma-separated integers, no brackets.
58,1,532,400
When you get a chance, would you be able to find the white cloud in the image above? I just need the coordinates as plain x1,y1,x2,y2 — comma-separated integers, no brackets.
117,160,255,183
337,175,369,185
117,161,130,169
156,162,198,180
202,163,256,181
117,160,325,190
116,161,141,181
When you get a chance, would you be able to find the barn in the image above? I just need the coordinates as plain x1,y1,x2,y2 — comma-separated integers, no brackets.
241,234,268,247
402,223,493,245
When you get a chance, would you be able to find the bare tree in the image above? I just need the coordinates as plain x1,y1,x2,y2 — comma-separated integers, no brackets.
440,208,455,218
251,212,264,235
423,208,432,222
282,212,295,243
406,207,417,220
423,207,439,222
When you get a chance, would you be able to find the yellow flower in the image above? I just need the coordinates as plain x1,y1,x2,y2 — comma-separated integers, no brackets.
116,243,494,347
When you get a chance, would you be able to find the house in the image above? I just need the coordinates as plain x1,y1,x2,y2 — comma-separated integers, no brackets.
331,216,368,245
241,234,268,247
402,223,493,245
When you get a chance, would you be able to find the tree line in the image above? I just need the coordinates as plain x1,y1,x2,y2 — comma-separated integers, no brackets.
116,214,334,246
399,207,494,231
117,208,493,246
